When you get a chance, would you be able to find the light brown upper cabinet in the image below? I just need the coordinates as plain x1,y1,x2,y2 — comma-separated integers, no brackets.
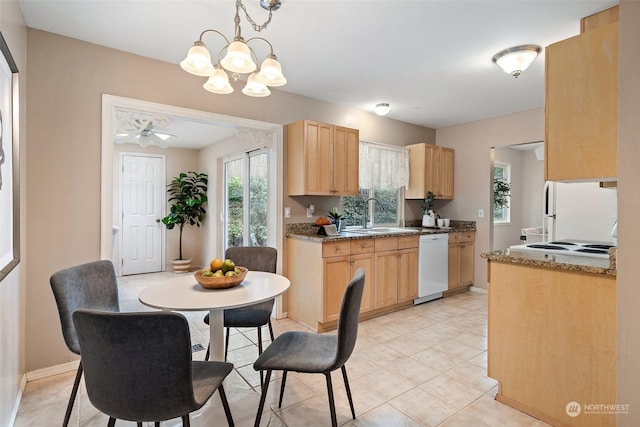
545,6,618,182
287,119,360,196
405,143,455,200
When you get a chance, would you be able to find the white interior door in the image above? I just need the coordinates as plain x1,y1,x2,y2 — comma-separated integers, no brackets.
121,154,164,275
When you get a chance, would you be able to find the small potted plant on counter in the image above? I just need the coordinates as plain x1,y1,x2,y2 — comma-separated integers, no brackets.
421,191,436,227
328,207,345,232
162,171,208,273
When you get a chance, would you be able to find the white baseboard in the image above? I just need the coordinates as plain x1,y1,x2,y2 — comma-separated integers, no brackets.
26,360,79,382
8,374,27,427
469,286,488,294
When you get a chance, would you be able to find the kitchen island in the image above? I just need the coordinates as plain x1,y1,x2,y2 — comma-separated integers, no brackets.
482,249,616,427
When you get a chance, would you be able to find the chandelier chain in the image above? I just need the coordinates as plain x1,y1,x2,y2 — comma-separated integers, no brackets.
238,0,273,32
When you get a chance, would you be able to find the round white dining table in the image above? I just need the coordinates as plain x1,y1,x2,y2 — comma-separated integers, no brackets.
138,270,290,361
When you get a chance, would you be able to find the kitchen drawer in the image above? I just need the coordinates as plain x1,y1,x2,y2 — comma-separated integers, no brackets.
448,232,462,243
398,235,419,249
322,241,350,257
375,237,398,252
459,232,475,243
350,238,375,254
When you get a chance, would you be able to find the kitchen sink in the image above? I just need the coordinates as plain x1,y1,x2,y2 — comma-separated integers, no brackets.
346,227,420,235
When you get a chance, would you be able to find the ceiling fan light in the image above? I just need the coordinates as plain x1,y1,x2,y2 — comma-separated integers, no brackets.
203,67,234,94
221,40,257,74
257,56,287,87
242,72,271,97
137,135,152,148
374,103,390,116
180,41,215,76
492,45,541,78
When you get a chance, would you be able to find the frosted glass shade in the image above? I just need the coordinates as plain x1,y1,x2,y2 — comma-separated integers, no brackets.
257,56,287,87
374,103,390,116
221,41,257,73
180,42,215,76
203,67,234,94
493,45,541,78
242,72,271,97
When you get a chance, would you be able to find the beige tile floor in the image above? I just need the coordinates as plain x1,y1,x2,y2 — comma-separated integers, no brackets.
15,272,549,427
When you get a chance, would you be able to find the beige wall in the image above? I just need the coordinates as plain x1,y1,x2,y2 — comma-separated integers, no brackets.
493,147,524,250
0,1,26,425
25,29,436,372
617,1,640,424
435,108,545,289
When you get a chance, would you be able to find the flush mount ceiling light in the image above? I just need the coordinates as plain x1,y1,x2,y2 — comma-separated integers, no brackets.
492,45,541,78
181,0,285,97
374,103,390,116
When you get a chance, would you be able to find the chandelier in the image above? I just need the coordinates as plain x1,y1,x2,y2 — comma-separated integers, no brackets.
180,0,286,97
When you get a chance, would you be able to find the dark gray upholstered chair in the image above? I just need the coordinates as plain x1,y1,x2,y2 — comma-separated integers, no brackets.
203,246,278,362
253,268,365,427
50,260,120,427
72,309,235,427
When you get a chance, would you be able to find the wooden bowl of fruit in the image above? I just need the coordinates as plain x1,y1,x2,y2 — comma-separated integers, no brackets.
194,266,248,289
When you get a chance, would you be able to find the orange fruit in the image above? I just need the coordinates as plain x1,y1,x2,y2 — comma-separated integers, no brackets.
210,258,223,271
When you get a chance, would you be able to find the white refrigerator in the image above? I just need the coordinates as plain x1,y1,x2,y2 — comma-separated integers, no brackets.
543,181,617,243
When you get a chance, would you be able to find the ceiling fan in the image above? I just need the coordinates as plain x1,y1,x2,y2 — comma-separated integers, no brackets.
114,118,176,149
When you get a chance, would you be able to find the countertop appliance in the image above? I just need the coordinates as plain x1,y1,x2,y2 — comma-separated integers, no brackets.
415,233,449,305
509,240,615,259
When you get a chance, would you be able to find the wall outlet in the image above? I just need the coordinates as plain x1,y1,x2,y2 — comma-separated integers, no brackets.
478,208,484,218
284,207,291,218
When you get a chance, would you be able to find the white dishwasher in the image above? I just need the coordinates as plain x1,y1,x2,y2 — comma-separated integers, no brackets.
414,233,449,305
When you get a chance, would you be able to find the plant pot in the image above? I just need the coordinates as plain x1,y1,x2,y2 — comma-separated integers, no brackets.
170,259,192,274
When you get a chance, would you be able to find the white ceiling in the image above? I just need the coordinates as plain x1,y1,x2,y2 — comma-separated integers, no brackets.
19,0,617,146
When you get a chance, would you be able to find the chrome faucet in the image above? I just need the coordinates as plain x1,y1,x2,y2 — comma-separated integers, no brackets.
362,197,385,229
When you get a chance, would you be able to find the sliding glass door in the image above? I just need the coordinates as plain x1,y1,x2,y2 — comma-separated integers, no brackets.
223,149,270,251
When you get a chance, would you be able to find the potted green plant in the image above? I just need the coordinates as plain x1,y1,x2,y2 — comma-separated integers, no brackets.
162,171,208,273
421,191,436,227
328,207,345,232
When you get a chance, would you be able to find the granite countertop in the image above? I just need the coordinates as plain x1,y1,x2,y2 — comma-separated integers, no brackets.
481,249,617,277
286,220,476,243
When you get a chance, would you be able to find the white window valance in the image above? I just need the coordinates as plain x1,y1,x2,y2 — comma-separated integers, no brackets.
359,141,409,189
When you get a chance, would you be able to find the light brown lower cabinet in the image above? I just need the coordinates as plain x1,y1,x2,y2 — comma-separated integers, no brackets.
287,235,418,332
487,261,616,427
447,231,475,292
373,237,419,308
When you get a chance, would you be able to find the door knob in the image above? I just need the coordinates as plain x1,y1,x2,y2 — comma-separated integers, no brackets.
155,219,161,223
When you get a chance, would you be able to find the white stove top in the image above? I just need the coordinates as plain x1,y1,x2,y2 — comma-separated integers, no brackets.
509,240,615,259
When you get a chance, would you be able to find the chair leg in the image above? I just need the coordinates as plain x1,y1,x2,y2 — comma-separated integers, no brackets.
325,373,338,427
63,362,83,427
204,345,210,362
278,371,288,408
225,327,231,362
257,327,264,385
218,384,235,427
341,366,356,419
182,414,190,427
107,417,116,427
267,319,275,342
254,370,272,427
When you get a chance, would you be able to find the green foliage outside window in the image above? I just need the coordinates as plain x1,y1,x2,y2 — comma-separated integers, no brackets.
227,175,268,247
341,187,399,227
